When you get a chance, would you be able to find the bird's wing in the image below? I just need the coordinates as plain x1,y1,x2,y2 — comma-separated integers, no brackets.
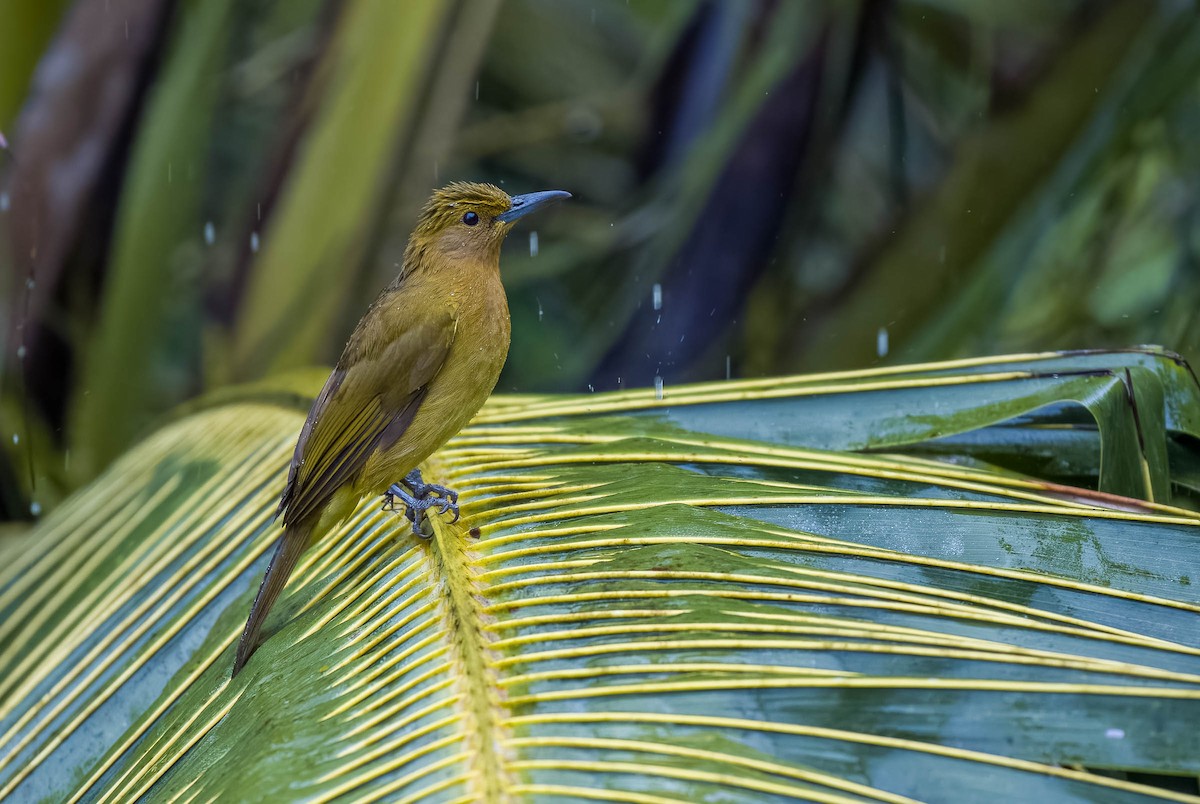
278,307,456,527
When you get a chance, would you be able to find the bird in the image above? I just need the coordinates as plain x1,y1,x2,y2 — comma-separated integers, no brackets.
231,182,570,676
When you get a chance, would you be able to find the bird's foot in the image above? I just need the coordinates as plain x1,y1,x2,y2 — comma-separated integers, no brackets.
383,469,460,538
401,469,460,512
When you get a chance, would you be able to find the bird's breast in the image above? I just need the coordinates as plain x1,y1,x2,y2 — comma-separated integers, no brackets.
446,274,511,384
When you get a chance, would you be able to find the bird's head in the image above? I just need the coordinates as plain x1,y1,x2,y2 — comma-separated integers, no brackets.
408,182,570,264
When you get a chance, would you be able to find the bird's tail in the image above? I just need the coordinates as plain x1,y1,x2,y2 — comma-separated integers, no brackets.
232,517,317,676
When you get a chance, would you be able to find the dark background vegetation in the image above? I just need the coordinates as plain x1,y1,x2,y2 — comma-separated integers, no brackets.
2,0,1198,519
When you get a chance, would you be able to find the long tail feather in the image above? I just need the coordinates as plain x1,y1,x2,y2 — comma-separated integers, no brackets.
232,517,316,676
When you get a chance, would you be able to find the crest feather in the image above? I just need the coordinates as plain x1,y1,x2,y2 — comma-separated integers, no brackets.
415,182,512,232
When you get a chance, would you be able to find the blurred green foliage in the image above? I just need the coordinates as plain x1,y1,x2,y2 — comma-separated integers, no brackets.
2,0,1199,517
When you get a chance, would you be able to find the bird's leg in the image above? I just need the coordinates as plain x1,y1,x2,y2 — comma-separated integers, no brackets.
402,469,459,511
384,483,431,537
384,469,460,538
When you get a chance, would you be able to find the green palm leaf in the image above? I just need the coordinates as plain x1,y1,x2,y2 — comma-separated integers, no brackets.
2,349,1199,802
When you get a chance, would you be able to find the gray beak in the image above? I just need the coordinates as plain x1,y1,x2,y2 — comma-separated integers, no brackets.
497,190,571,223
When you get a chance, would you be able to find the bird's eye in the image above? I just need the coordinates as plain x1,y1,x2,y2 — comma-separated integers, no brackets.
462,211,479,226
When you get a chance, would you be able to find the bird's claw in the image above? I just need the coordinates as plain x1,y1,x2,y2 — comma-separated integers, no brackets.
381,491,399,512
384,470,461,537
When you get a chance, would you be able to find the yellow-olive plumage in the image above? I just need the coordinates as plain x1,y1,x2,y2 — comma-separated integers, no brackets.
232,182,569,676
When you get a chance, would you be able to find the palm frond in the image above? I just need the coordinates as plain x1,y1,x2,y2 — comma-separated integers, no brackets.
2,349,1198,801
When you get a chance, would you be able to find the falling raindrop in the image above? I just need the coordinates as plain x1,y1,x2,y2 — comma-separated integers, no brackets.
30,501,41,517
204,221,215,245
475,81,480,100
588,384,594,392
725,355,731,380
529,231,539,257
24,277,33,290
652,283,662,311
16,345,27,360
876,327,889,357
250,232,260,253
12,434,18,445
536,297,544,321
654,375,664,400
1105,728,1125,740
0,191,9,212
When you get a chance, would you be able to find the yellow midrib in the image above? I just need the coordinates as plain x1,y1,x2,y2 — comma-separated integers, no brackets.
425,454,511,804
